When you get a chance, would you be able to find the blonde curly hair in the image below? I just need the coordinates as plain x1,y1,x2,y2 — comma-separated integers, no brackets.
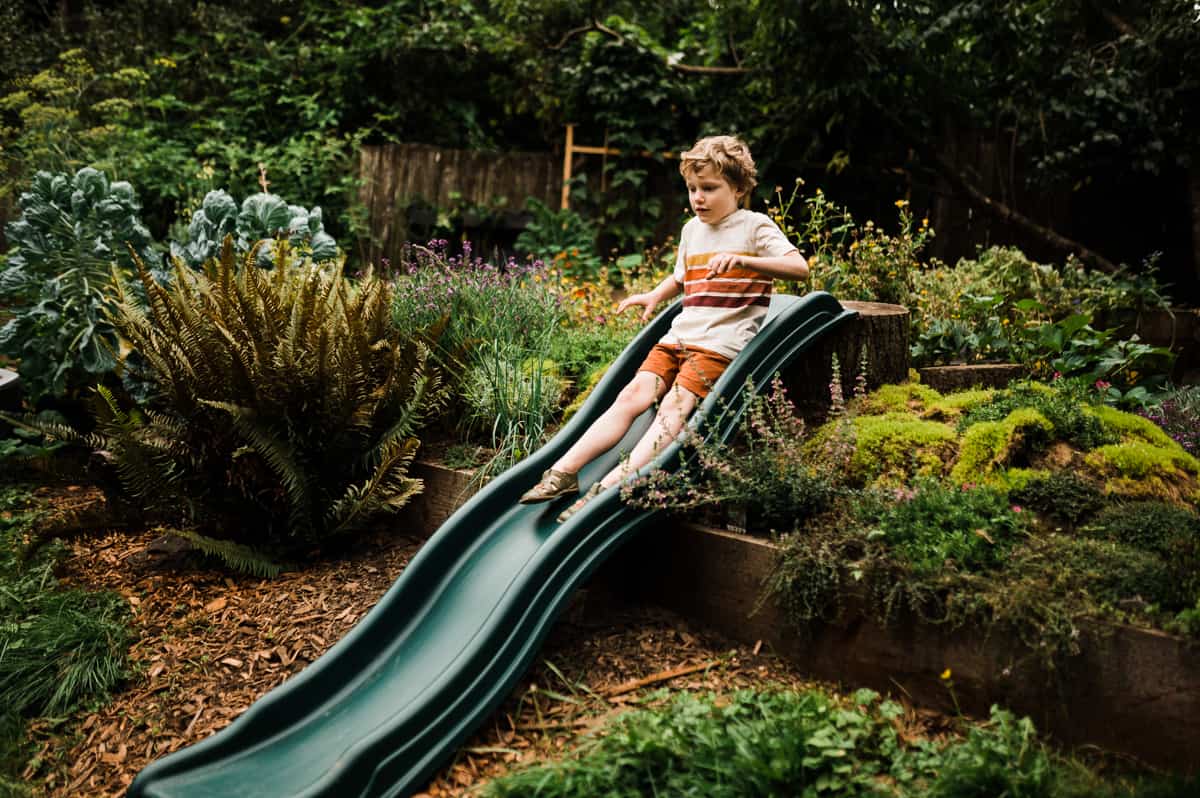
679,135,758,201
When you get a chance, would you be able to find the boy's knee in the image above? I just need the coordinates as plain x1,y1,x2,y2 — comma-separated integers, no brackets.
615,374,660,413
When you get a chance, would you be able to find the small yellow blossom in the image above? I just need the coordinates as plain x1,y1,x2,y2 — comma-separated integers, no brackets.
153,56,177,69
940,668,952,680
894,199,909,208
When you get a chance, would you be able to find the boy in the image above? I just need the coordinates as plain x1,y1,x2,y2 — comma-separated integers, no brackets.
520,135,809,521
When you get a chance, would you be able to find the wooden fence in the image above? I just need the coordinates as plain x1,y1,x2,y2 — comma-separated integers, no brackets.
356,142,560,267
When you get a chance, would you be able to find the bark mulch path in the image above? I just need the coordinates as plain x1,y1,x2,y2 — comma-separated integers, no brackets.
23,489,951,797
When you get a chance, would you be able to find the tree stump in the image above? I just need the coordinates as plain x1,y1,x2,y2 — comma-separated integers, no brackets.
918,363,1026,393
778,300,910,422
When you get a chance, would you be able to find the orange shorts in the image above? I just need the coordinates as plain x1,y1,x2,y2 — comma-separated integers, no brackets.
637,343,732,399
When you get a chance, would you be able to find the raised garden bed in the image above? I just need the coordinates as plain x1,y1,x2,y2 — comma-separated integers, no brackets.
406,459,1200,774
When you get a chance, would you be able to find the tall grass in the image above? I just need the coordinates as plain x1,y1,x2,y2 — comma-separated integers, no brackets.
392,241,564,476
0,485,132,788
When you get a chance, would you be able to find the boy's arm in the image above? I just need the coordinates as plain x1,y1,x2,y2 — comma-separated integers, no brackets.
706,251,809,281
617,273,682,321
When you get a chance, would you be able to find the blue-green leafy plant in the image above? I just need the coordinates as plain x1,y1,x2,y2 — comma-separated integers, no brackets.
0,168,158,404
169,189,338,269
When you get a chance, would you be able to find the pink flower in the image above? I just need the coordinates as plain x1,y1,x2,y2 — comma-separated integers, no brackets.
1095,379,1111,390
1011,505,1023,513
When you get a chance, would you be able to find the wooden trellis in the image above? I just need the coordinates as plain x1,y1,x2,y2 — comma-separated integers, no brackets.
560,124,678,210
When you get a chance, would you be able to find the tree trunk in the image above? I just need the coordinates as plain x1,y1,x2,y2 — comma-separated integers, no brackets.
1190,164,1200,286
780,301,910,421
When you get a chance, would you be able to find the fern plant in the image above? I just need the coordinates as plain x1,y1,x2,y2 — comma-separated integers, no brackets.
61,240,444,556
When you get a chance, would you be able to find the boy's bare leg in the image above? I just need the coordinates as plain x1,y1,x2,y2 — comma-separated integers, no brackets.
596,383,699,490
551,371,668,475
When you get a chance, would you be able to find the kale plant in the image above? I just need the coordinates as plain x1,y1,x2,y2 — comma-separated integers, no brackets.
0,168,158,404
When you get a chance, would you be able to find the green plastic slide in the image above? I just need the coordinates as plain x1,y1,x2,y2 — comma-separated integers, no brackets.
127,291,856,798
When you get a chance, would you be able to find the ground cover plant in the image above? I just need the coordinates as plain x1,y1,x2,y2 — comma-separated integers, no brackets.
485,686,1197,798
628,373,1200,667
0,483,132,796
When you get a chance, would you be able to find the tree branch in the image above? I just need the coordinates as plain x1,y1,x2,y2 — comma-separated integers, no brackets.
871,99,1119,273
667,62,750,74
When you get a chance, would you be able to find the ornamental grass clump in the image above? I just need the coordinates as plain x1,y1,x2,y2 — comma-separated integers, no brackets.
392,240,563,475
43,242,445,564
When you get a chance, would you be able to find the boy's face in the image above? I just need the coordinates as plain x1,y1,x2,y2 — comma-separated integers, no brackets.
685,165,743,224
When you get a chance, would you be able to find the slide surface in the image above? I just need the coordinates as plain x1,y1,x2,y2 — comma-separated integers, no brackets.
128,291,856,798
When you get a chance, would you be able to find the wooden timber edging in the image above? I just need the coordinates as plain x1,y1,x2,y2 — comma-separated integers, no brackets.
398,459,1200,773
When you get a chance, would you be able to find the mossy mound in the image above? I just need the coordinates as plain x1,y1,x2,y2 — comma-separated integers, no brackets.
949,407,1054,488
1084,441,1200,504
921,389,995,422
844,413,957,486
851,383,943,416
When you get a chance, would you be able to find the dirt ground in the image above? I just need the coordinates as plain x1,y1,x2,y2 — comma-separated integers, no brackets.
20,485,922,798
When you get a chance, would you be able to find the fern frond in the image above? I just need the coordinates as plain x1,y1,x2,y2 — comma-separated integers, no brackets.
201,400,312,536
326,435,422,535
167,528,284,578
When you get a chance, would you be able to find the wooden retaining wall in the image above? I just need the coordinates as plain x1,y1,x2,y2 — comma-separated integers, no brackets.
397,460,1200,773
356,143,560,267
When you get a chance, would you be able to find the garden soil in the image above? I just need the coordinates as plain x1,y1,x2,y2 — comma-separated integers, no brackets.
23,484,952,797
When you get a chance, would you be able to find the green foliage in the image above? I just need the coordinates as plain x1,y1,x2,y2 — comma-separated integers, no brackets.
487,685,1167,798
0,167,158,403
1082,502,1200,602
772,184,933,305
960,382,1114,452
623,377,837,530
1139,386,1200,457
168,529,283,578
68,246,444,554
0,484,132,783
1009,472,1106,527
392,242,563,475
855,481,1028,576
513,198,603,282
170,189,338,269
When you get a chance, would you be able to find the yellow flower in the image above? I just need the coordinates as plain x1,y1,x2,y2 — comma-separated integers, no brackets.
1128,370,1138,383
940,668,952,680
922,217,930,227
153,56,177,69
894,199,909,208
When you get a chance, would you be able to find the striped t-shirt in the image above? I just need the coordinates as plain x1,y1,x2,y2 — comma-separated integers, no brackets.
660,209,799,360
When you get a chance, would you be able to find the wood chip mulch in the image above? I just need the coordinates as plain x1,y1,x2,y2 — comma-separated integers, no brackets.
21,487,951,798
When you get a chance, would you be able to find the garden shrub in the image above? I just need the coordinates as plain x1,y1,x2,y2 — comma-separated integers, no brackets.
391,241,563,475
59,246,445,560
624,378,837,531
959,382,1114,451
486,685,1174,798
1139,386,1200,457
0,167,159,404
854,481,1027,576
1082,502,1200,603
1009,471,1106,527
169,188,338,269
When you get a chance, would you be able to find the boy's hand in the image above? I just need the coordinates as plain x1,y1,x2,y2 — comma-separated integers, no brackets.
705,252,743,277
617,292,657,322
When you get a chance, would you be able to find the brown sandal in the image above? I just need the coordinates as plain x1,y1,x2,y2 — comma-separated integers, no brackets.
519,469,579,504
556,482,605,523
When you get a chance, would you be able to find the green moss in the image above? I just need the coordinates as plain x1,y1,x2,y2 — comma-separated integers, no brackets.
1085,441,1200,504
1086,441,1198,479
847,413,956,485
852,383,942,416
923,389,995,421
949,407,1053,487
1087,404,1181,451
994,467,1049,493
